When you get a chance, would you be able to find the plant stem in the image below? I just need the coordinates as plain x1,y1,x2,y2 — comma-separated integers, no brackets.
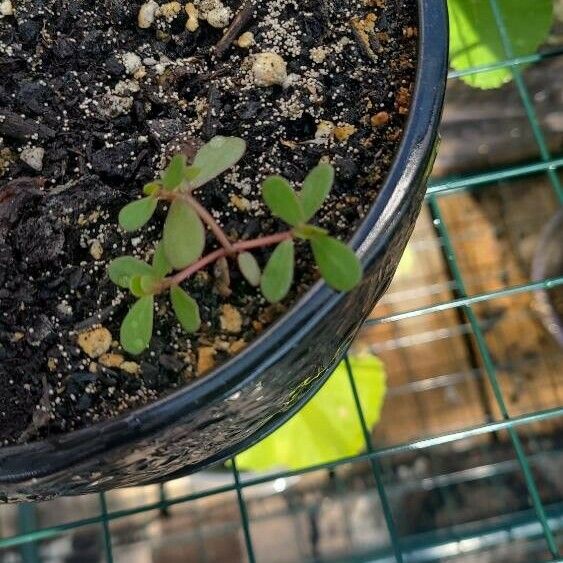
161,231,292,290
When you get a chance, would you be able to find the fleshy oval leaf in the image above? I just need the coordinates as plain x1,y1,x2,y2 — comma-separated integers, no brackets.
170,286,201,333
120,296,154,355
108,257,154,288
162,154,186,190
119,197,157,232
237,252,261,287
299,163,334,221
262,176,304,227
163,200,205,269
310,235,362,292
190,136,246,188
260,240,294,303
152,241,172,277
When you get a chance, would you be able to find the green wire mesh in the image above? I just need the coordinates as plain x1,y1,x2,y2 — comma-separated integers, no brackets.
2,1,563,561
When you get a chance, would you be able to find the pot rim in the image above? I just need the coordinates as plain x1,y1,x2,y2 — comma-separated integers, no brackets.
0,0,449,482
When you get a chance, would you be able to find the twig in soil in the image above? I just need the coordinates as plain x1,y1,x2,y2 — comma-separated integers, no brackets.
349,18,378,63
214,0,255,58
203,83,221,141
0,109,56,141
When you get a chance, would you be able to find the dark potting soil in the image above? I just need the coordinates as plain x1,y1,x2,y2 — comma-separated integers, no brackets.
0,0,417,445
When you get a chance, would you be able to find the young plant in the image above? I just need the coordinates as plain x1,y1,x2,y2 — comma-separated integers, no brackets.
108,136,362,354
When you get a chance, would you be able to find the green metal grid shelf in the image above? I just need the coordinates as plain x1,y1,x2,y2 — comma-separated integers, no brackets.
2,1,563,562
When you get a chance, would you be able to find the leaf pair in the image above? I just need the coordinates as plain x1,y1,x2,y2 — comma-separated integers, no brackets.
259,164,361,302
108,250,200,355
262,163,334,226
118,136,247,234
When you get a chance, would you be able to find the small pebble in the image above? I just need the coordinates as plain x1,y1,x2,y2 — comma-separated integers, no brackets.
89,240,103,261
0,0,13,17
197,347,216,375
77,327,112,359
220,304,243,334
251,52,288,87
121,52,142,75
99,353,125,368
206,5,232,28
185,3,199,31
20,147,45,171
138,0,159,28
236,31,254,49
159,1,182,22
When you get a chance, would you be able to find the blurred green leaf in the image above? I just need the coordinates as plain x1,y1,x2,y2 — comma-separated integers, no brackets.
152,241,172,277
170,286,201,333
311,235,362,291
118,197,157,232
120,296,154,355
260,240,294,303
299,163,334,220
262,176,304,226
236,356,386,471
448,0,552,89
143,182,161,196
237,252,261,287
108,257,154,288
163,200,205,269
190,136,246,188
162,154,187,190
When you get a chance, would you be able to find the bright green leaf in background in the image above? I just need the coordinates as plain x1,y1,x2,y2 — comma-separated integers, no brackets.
448,0,553,89
163,200,205,269
260,240,295,303
118,196,157,232
236,356,386,472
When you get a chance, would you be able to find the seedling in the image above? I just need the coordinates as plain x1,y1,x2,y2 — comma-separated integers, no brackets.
108,136,362,354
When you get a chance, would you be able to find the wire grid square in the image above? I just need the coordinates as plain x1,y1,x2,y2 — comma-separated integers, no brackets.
2,0,563,561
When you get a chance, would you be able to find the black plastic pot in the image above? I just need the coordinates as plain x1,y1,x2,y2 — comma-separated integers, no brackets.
0,0,448,502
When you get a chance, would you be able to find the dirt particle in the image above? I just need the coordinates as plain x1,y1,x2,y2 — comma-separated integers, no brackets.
236,31,254,49
20,147,45,172
220,304,243,334
99,353,125,368
370,111,390,127
77,327,113,358
229,339,247,355
121,361,140,375
334,124,357,142
89,240,104,261
185,3,199,31
251,52,288,87
0,0,13,17
138,0,159,28
197,346,216,375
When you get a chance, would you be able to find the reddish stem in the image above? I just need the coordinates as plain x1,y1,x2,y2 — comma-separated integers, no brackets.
161,231,292,290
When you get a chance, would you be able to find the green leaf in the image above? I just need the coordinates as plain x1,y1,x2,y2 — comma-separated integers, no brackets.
108,257,154,288
448,0,552,89
170,286,201,333
152,241,172,277
293,224,328,240
163,200,205,269
262,176,305,226
120,296,154,355
260,240,294,303
118,197,157,232
237,252,261,287
311,235,362,291
235,355,386,471
143,182,161,196
129,274,159,297
161,154,187,190
189,136,246,188
299,163,334,220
